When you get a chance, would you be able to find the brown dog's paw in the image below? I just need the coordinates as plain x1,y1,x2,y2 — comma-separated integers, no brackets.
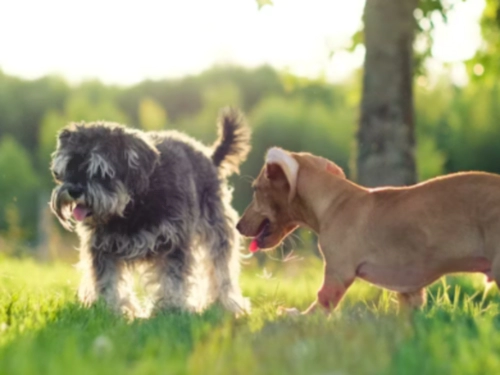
277,306,301,316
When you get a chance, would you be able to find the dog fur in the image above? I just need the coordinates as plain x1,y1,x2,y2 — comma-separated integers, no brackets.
237,147,500,314
50,108,251,317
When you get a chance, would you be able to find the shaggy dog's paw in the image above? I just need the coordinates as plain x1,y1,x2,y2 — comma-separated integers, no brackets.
221,295,252,317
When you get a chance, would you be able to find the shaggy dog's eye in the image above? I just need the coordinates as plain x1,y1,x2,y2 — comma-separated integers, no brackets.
52,171,61,180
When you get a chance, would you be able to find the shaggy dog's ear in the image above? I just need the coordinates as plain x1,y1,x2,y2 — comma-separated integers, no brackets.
56,123,80,146
58,128,72,143
124,133,160,193
265,147,299,202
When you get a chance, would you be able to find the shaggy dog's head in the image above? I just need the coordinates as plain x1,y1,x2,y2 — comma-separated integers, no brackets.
50,122,160,230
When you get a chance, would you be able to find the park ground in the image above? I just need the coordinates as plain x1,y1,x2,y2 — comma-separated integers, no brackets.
1,254,500,375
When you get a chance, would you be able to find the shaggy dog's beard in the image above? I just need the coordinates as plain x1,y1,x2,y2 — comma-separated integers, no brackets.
50,181,131,231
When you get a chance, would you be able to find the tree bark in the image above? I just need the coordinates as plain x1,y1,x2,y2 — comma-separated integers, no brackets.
356,0,419,187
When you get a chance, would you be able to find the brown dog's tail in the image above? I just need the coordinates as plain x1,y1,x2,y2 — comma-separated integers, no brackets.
212,107,251,176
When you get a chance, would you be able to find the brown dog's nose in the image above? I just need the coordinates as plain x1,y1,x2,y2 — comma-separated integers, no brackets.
236,221,242,232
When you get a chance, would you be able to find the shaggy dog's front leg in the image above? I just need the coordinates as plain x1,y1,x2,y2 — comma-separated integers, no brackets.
207,215,250,315
77,246,140,317
146,248,194,314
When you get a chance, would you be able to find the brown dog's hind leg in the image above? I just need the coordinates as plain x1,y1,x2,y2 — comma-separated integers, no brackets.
397,288,427,311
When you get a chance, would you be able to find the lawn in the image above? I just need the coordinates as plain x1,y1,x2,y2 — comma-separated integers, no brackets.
1,253,500,375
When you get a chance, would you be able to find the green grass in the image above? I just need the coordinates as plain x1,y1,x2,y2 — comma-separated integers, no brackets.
1,254,500,375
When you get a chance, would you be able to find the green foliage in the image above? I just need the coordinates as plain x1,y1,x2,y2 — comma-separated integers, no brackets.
0,63,499,252
0,72,69,156
344,0,467,76
413,0,460,77
64,84,129,123
175,81,242,143
416,135,446,181
1,257,500,374
416,77,500,176
467,0,500,81
255,0,273,10
138,97,168,131
38,110,67,187
0,136,39,240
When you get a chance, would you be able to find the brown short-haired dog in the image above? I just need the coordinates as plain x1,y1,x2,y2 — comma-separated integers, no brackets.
236,147,499,314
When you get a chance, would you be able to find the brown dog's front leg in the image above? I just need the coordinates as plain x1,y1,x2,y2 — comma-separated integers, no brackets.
302,271,354,315
397,288,427,310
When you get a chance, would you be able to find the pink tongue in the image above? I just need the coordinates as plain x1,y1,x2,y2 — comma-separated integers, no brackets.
73,205,89,221
249,239,259,253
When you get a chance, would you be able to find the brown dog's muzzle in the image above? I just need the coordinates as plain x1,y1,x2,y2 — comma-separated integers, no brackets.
236,201,266,237
236,216,261,237
235,220,244,234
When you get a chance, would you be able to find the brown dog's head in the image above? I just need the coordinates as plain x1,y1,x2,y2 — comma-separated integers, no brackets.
236,147,345,251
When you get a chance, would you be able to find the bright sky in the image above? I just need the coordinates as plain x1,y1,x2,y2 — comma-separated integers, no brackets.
0,0,486,85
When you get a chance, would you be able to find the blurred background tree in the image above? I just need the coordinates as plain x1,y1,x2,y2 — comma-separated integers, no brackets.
350,0,470,187
254,0,474,190
357,0,419,187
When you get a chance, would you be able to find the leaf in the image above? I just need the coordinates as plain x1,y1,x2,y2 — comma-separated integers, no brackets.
467,0,500,80
256,0,273,10
347,28,364,53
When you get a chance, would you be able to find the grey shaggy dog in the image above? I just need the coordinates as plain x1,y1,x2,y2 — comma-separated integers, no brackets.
49,108,251,317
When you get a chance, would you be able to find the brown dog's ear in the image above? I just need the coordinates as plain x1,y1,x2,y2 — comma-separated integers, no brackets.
265,163,284,180
265,147,299,201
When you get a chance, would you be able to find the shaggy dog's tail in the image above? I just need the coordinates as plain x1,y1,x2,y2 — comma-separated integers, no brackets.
212,107,251,176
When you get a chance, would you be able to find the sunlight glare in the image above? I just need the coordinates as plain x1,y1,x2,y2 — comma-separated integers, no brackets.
0,0,485,84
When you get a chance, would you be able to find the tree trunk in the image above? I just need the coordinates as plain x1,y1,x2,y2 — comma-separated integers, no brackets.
356,0,418,187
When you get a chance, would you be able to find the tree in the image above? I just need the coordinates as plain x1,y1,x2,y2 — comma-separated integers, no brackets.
356,0,419,187
254,0,463,186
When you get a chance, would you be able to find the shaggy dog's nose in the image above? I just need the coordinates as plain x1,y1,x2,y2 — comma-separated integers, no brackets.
68,186,84,199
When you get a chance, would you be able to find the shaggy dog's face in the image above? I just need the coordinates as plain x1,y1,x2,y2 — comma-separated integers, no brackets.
50,122,159,230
